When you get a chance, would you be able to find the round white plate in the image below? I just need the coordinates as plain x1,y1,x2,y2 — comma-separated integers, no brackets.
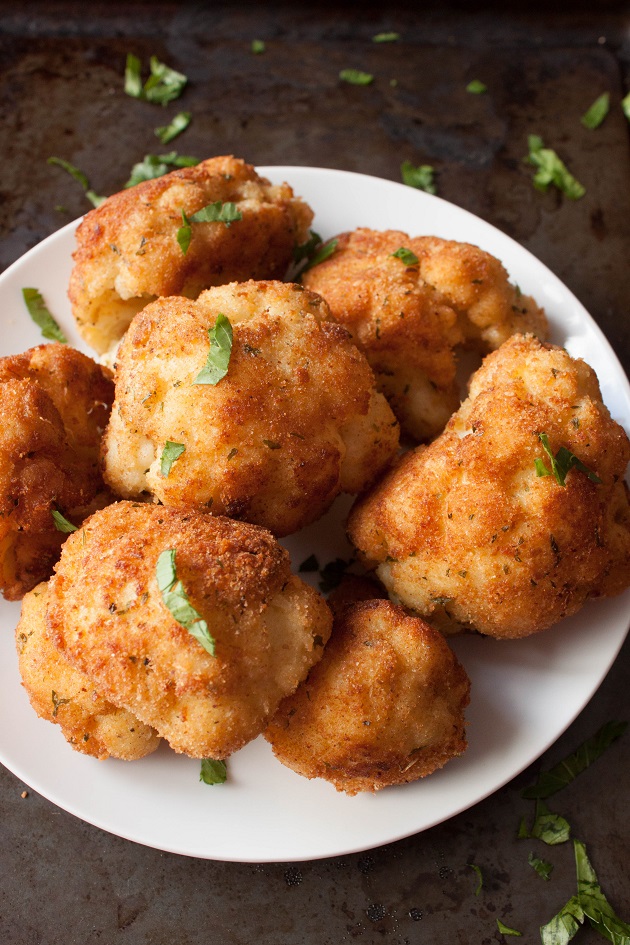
0,166,629,863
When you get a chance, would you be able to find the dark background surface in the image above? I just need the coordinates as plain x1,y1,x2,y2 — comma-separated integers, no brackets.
1,2,629,942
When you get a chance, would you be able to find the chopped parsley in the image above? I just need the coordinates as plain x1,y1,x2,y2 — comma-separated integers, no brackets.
160,441,186,477
522,720,627,799
200,758,227,785
51,510,78,534
193,313,233,386
251,39,266,54
519,800,571,846
47,156,105,208
528,852,554,881
391,247,419,267
125,53,188,106
525,135,585,200
125,152,199,188
496,919,522,937
466,79,487,94
372,32,400,43
469,863,483,896
339,69,374,86
51,690,71,718
301,238,339,273
535,433,602,487
581,92,610,130
177,202,243,254
22,288,67,343
156,549,216,656
155,111,192,144
400,160,437,195
293,230,323,264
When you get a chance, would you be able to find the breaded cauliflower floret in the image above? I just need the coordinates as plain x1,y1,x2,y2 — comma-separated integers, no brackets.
16,582,160,760
265,599,470,794
348,334,630,639
0,344,114,600
102,280,399,537
47,502,333,759
69,155,314,354
303,228,547,441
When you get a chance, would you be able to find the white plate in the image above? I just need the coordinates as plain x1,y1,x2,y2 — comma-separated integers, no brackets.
1,166,629,863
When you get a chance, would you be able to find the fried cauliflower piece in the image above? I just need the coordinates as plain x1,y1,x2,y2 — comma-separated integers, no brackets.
16,582,160,760
265,599,470,794
348,334,630,639
0,344,114,600
47,502,332,758
303,228,547,440
69,155,314,353
102,280,399,537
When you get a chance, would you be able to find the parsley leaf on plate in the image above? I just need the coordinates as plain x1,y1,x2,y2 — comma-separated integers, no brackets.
125,54,187,106
372,32,400,43
522,721,626,799
160,441,186,477
339,69,374,86
496,919,522,936
177,202,243,255
519,800,571,845
47,156,105,208
529,852,554,881
534,433,602,488
581,92,610,130
467,79,487,94
22,288,67,343
400,160,437,195
391,247,419,266
525,135,585,200
51,510,78,534
155,111,192,144
251,39,266,54
156,549,216,656
200,758,227,785
469,863,483,895
193,313,233,386
125,152,199,188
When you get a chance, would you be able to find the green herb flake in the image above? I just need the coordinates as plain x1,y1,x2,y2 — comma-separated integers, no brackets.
581,92,610,130
400,160,437,195
299,554,320,573
339,69,374,86
251,39,266,54
467,79,487,94
22,288,68,343
125,54,188,106
526,135,585,200
155,111,192,144
193,313,233,386
125,152,199,188
51,510,78,534
522,720,627,799
301,238,339,273
496,919,522,937
391,247,419,267
156,549,216,656
531,800,571,845
263,439,281,450
469,863,483,896
623,92,630,122
200,758,227,785
177,209,192,255
293,230,322,264
574,839,630,942
372,32,400,43
190,201,242,227
319,558,352,593
534,433,602,488
51,690,71,718
47,156,106,208
529,852,554,881
540,894,585,945
160,441,186,477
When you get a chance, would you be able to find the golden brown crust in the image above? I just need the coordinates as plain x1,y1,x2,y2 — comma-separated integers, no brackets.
69,156,314,353
101,280,399,536
265,599,470,794
0,344,114,600
348,334,630,638
47,501,332,758
303,228,547,441
16,582,160,760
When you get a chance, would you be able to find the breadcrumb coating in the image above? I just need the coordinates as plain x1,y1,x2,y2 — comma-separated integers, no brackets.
69,155,314,353
47,502,332,758
303,228,547,441
102,280,399,536
348,334,630,638
16,582,160,760
0,344,113,600
265,599,470,794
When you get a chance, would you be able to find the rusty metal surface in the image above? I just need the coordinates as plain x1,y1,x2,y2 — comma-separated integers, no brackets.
1,2,629,942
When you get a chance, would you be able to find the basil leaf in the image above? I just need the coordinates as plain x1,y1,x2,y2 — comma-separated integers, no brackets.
301,238,339,272
22,288,68,343
160,441,186,477
146,56,187,106
391,247,419,267
193,313,233,386
520,800,571,845
623,92,630,122
526,135,585,200
339,69,374,86
156,549,216,656
125,152,199,188
540,895,585,945
372,32,400,43
47,156,106,208
177,209,192,255
298,554,319,573
529,852,554,881
522,721,627,799
574,840,630,942
535,433,602,488
467,79,487,94
51,510,78,533
189,201,242,226
496,919,522,936
251,39,266,54
319,557,352,593
400,160,437,195
293,230,322,263
155,111,192,144
200,758,227,785
581,92,610,130
124,53,143,98
469,863,483,895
